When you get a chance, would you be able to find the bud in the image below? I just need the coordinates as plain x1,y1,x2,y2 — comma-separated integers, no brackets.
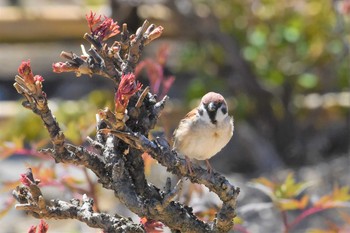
86,11,120,41
115,73,142,113
18,60,34,84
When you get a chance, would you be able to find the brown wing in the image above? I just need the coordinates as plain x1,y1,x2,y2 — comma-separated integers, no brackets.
183,108,197,120
172,108,198,148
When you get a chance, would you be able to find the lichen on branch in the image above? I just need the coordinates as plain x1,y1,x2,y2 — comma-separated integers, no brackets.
13,169,144,233
12,11,239,233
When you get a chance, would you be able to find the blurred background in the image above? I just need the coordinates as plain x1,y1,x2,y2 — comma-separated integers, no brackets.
0,0,349,232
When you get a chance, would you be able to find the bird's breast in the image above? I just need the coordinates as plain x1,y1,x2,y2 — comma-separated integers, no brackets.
177,119,233,160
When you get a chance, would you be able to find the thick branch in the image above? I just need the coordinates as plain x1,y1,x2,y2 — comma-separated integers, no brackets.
13,75,211,231
13,15,238,233
108,131,240,232
13,184,144,233
97,134,211,232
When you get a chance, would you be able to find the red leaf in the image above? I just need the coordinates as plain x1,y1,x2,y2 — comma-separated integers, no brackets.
134,45,175,99
340,0,350,15
136,59,163,94
34,75,44,83
94,17,120,41
18,60,34,84
52,62,75,73
156,44,170,66
115,73,142,112
37,220,49,233
27,225,37,233
161,76,175,99
140,217,163,233
20,173,32,187
86,11,102,32
86,11,120,41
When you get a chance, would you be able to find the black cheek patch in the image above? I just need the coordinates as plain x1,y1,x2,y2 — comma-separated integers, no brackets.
221,107,227,114
204,103,218,124
207,110,217,125
198,108,204,116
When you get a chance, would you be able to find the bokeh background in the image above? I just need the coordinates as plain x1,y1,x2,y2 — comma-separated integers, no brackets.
0,0,349,232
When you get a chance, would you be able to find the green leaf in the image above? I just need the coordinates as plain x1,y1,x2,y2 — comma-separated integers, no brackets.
283,26,300,43
248,28,267,47
276,173,311,199
243,46,259,61
297,73,318,89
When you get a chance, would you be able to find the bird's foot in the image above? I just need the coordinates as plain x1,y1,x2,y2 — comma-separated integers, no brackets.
206,160,213,175
185,156,194,175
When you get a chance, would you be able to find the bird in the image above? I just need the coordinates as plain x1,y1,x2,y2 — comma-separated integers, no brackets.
173,92,234,174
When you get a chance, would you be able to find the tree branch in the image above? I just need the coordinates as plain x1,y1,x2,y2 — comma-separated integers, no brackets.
107,130,240,232
13,170,144,233
13,14,239,233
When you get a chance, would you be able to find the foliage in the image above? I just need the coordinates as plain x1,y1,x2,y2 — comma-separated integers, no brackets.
249,173,350,232
181,0,348,94
180,42,227,101
0,91,113,146
172,0,350,167
27,219,49,233
135,44,175,100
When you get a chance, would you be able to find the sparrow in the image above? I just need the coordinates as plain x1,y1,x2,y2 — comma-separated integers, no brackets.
173,92,234,174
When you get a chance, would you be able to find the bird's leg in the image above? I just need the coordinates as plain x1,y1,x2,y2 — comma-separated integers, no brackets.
205,160,213,174
185,156,193,175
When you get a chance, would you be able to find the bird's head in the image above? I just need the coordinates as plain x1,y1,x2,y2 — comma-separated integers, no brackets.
198,92,228,125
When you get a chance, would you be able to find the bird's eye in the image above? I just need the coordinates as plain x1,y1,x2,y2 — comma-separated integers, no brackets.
221,107,227,114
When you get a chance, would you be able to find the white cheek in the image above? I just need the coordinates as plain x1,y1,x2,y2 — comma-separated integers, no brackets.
198,105,212,124
216,106,228,122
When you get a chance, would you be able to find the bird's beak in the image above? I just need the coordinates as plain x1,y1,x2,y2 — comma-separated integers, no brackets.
208,102,216,112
